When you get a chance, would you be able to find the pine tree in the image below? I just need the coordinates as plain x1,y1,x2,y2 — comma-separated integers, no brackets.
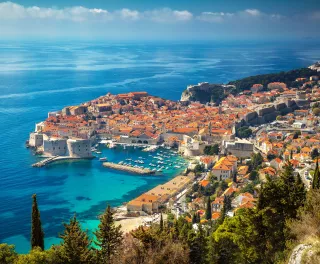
94,205,123,263
59,214,93,264
312,160,320,189
205,197,211,220
188,225,208,264
31,194,44,250
159,213,164,232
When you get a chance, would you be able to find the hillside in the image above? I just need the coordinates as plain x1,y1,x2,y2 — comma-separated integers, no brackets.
181,66,319,104
228,67,319,92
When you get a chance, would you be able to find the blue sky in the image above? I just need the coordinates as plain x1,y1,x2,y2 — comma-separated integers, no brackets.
0,0,319,41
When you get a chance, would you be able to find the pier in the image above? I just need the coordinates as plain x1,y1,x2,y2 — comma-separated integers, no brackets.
103,162,155,175
32,156,59,167
32,156,94,167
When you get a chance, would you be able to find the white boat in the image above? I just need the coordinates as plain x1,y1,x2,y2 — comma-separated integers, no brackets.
99,157,107,161
118,161,124,165
96,151,102,154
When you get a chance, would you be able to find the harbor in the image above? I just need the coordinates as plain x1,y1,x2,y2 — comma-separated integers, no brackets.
102,162,155,175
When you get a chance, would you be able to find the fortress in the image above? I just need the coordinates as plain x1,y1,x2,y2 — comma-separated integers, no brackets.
239,96,310,127
29,132,92,158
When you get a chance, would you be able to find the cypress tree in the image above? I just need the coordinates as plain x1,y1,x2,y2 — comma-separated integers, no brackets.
312,160,320,189
205,197,212,220
94,205,123,263
59,214,93,264
196,212,201,223
159,213,164,232
31,194,44,250
192,213,197,224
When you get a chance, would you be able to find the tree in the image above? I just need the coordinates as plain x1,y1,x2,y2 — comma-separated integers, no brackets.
0,244,17,264
188,226,208,264
236,126,253,139
293,131,301,139
159,213,164,232
312,160,320,189
311,148,319,160
312,107,320,116
31,194,44,250
94,205,123,263
59,215,93,264
233,172,237,183
204,144,219,155
249,170,258,181
205,197,212,220
251,153,263,170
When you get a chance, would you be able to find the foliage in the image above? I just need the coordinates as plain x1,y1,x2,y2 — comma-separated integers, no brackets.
248,152,264,172
240,183,255,194
249,170,258,181
94,205,123,263
194,164,205,174
228,67,318,92
312,161,320,189
267,153,277,161
59,215,94,264
31,194,44,250
205,197,211,220
311,148,319,160
203,144,219,155
236,126,252,139
293,131,301,139
0,244,17,264
313,108,320,116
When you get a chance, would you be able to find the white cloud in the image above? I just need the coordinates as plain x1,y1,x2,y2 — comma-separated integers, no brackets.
198,12,234,23
0,2,194,24
0,2,112,21
118,8,140,21
245,9,261,16
173,10,193,21
144,8,193,23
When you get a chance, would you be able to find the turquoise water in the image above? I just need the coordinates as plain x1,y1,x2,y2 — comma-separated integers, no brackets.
0,41,320,253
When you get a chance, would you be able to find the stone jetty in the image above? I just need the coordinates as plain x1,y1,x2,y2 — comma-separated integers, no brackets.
103,162,155,175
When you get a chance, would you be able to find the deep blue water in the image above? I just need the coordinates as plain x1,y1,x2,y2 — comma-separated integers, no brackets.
0,41,319,253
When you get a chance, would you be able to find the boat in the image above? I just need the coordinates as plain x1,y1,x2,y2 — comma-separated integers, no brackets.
118,161,124,165
96,151,102,154
99,157,107,161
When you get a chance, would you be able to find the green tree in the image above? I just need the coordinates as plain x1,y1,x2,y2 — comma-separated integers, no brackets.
312,160,320,189
249,170,258,181
159,213,164,232
0,244,17,264
31,194,44,250
94,205,123,263
188,225,208,264
205,197,212,220
311,148,319,160
59,215,93,264
204,144,220,155
236,126,253,139
251,152,263,170
312,107,320,116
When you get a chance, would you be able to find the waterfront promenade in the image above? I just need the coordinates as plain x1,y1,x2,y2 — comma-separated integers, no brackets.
103,162,155,175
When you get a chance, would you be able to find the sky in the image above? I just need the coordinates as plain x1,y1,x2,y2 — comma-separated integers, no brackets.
0,0,319,41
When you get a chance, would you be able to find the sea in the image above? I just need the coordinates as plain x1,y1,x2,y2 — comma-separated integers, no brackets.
0,40,319,253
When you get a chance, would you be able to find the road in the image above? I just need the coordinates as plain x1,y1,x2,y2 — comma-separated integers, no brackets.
297,166,311,189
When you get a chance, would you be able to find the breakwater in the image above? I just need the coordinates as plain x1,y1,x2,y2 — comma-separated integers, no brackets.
103,162,155,175
32,156,94,167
